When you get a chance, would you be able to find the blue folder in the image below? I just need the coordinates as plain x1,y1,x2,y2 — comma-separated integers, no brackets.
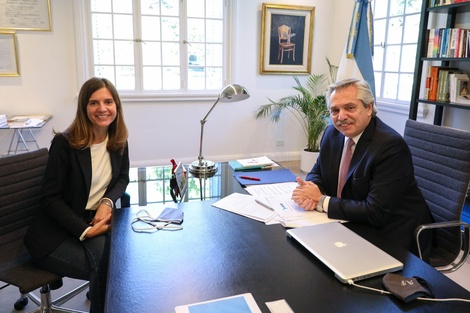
234,168,297,185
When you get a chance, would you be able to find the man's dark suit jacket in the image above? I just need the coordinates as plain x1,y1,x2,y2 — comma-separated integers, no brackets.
24,134,130,258
306,117,433,254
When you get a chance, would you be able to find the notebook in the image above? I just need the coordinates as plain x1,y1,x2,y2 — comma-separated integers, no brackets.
286,222,403,283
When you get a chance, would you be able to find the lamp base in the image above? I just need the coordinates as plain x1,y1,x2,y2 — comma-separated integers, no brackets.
188,159,218,178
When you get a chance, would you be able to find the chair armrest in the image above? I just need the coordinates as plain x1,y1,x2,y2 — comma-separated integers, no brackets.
415,220,470,273
416,220,468,231
115,193,131,209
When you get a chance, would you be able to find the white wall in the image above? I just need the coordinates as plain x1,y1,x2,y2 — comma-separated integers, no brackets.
0,0,359,167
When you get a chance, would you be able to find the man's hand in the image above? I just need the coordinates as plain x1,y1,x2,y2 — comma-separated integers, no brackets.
292,177,323,211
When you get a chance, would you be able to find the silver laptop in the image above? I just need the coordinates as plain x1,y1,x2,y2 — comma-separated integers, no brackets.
286,222,403,283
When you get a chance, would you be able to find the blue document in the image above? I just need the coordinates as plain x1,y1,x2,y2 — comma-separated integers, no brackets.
175,293,262,313
234,168,297,185
189,296,251,313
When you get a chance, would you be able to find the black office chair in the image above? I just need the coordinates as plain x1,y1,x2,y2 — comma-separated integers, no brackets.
0,148,88,312
404,119,470,273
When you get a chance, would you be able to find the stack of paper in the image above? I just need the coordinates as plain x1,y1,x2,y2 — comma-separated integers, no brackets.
229,156,276,171
247,182,344,227
0,115,7,128
212,193,277,223
8,115,48,128
8,117,32,128
213,182,343,227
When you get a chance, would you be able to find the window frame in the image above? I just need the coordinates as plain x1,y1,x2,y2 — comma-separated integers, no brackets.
372,0,427,117
73,0,235,102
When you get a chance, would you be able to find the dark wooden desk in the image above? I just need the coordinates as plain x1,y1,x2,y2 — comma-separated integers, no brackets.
106,201,470,313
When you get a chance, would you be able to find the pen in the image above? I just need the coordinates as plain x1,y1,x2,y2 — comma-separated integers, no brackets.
240,175,261,181
255,199,274,211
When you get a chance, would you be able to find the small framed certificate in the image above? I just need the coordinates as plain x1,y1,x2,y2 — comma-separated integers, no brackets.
0,0,52,31
0,32,19,76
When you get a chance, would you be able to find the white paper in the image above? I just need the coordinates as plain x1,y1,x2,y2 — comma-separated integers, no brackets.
237,156,275,168
245,182,297,197
266,299,295,313
212,192,277,222
244,182,343,227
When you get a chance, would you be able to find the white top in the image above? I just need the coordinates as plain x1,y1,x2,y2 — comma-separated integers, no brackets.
86,137,112,210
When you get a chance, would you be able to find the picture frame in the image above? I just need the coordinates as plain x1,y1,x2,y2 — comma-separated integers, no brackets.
0,32,19,77
260,4,315,75
0,0,51,31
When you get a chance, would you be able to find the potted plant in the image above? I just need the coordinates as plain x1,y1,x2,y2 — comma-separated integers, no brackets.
254,71,332,173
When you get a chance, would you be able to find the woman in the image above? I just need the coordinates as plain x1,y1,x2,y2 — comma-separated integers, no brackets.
24,77,129,313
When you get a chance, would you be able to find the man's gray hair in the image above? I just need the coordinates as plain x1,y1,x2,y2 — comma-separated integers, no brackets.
326,78,378,116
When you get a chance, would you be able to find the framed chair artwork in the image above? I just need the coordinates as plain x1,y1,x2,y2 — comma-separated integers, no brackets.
260,4,314,75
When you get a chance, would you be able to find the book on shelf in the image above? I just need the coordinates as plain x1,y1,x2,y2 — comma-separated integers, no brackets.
426,27,470,58
428,66,458,101
427,29,435,57
424,66,431,99
434,28,442,57
449,28,459,57
433,0,460,5
458,29,468,57
449,72,469,103
467,30,470,57
439,28,450,57
437,68,460,102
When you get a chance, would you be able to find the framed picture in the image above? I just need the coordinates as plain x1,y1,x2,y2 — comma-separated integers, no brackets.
260,4,315,75
0,0,51,31
0,32,19,76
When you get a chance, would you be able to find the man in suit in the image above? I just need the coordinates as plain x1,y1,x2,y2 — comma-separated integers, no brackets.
292,78,433,257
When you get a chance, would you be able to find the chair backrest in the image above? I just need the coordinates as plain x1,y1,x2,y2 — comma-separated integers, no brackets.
0,148,48,247
404,120,470,263
278,25,291,43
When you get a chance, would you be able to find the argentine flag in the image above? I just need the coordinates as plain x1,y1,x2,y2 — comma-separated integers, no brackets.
337,0,376,98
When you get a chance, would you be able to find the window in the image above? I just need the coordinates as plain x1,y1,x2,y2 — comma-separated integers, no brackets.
77,0,229,97
372,0,422,105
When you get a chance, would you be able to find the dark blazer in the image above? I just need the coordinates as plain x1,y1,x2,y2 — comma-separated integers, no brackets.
24,134,130,258
306,117,433,253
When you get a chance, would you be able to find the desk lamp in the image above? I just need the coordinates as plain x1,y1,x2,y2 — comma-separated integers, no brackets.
189,84,250,178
